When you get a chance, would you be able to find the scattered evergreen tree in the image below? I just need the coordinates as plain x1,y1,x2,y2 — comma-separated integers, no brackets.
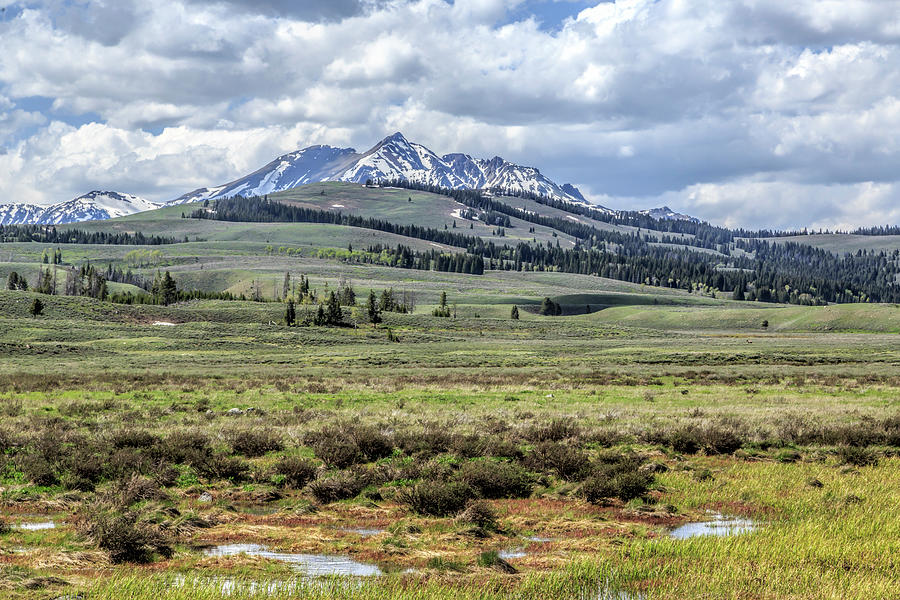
285,299,296,326
299,274,310,297
325,291,343,325
337,276,356,306
539,297,562,316
29,297,43,318
433,291,451,317
366,289,382,325
36,267,54,295
314,304,327,326
282,272,291,300
6,271,27,291
163,271,178,305
510,305,519,320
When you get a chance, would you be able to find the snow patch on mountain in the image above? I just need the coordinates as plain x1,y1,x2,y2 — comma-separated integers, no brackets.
169,133,595,207
639,206,700,223
0,203,46,226
0,191,161,225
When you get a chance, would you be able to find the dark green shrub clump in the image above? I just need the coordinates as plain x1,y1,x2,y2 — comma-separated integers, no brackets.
484,436,523,460
110,429,159,449
227,428,283,457
307,468,371,503
306,424,394,468
456,500,499,531
273,456,319,489
16,454,58,486
156,430,212,464
194,452,250,482
643,421,746,455
114,474,166,507
399,481,476,516
350,425,394,462
396,424,453,457
524,419,580,443
451,434,487,459
77,510,173,564
0,428,21,453
311,436,361,468
456,460,533,499
837,446,879,467
526,442,590,481
582,453,653,504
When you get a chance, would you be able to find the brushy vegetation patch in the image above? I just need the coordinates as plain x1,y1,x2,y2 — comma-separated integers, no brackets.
398,481,477,517
582,452,654,504
75,508,173,564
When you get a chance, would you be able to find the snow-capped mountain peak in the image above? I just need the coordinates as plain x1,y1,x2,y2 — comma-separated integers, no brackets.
169,133,594,206
0,191,162,226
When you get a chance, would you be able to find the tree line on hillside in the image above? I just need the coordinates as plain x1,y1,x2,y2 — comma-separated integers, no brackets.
191,197,485,275
739,225,900,238
190,196,481,250
388,180,732,249
0,224,179,245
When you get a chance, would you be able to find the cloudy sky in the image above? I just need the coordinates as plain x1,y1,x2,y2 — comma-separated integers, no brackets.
1,0,899,229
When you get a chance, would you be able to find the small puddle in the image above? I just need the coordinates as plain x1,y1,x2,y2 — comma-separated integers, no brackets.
669,514,757,539
498,548,527,560
203,544,382,577
525,536,553,543
17,521,56,531
340,528,386,537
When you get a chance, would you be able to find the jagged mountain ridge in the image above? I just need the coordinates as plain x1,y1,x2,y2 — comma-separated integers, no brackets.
170,132,593,206
0,191,161,225
0,203,46,226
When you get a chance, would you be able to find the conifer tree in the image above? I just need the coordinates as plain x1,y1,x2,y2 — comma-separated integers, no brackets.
29,297,43,317
285,299,296,326
366,289,382,325
511,305,519,320
325,291,343,325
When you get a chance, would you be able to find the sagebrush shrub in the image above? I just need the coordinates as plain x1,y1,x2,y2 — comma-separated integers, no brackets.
110,428,159,449
227,428,283,457
526,442,590,481
582,452,653,504
273,456,319,489
193,452,249,482
77,509,173,564
398,481,475,516
837,445,879,467
456,460,533,499
456,500,499,531
524,419,580,443
307,468,370,503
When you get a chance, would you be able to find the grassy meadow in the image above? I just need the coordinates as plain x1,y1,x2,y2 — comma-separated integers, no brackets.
1,190,899,599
